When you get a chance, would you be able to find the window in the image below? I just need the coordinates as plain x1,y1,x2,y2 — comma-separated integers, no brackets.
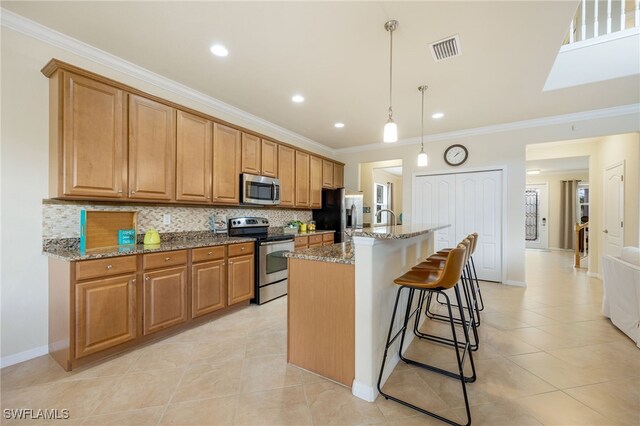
374,183,388,225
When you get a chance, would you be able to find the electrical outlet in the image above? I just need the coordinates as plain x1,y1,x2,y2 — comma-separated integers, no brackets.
163,214,171,225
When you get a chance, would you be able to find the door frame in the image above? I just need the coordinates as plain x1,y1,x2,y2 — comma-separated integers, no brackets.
603,160,625,257
412,165,508,284
525,182,549,250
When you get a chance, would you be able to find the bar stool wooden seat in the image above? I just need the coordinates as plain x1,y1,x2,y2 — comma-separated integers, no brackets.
377,244,475,426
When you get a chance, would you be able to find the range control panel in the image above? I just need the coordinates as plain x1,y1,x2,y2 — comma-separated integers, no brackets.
228,217,270,229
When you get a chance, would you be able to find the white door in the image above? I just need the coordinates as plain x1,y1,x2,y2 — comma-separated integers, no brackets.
413,174,456,251
413,170,502,282
603,162,624,257
525,183,549,249
455,171,503,282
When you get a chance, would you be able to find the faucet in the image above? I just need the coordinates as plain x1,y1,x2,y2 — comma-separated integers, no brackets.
376,209,397,226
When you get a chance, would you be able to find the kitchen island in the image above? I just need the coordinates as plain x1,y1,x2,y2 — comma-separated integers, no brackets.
285,223,449,401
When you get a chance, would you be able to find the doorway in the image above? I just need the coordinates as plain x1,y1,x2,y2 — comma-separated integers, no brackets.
525,183,549,249
359,160,403,227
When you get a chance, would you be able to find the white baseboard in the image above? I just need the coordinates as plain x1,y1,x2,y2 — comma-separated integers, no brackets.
1,345,48,368
503,280,527,287
587,271,603,280
351,380,378,402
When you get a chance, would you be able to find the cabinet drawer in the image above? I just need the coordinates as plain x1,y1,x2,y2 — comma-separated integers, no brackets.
309,234,323,245
192,246,226,263
322,233,334,242
76,256,137,281
228,242,254,257
295,236,308,248
143,250,187,270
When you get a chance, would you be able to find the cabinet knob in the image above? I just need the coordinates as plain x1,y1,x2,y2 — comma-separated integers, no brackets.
117,190,123,194
106,265,113,270
165,257,170,261
208,251,213,255
131,190,136,195
132,279,136,283
146,277,150,281
241,247,245,251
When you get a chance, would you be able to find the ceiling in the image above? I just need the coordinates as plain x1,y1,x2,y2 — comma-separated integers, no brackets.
377,166,403,177
526,156,589,174
4,1,639,149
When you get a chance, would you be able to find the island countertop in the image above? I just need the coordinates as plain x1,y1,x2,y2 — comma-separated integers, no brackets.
351,223,450,239
284,242,354,265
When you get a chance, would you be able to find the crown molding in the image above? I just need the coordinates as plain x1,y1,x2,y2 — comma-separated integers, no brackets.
334,103,640,154
1,8,331,154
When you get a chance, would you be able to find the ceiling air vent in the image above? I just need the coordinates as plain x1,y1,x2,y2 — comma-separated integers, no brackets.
429,34,462,62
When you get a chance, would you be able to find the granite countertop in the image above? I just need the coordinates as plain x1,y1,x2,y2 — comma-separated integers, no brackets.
351,223,451,239
271,229,335,237
284,242,354,265
43,235,255,261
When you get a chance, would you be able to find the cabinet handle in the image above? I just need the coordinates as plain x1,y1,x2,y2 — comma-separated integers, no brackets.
165,257,170,261
106,265,113,270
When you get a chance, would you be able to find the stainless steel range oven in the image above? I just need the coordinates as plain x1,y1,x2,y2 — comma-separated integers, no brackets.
228,217,294,304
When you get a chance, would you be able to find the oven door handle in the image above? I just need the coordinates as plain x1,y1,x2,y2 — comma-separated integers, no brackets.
260,240,294,246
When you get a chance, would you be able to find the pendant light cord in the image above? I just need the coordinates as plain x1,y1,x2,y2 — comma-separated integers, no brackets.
388,27,393,119
420,86,424,150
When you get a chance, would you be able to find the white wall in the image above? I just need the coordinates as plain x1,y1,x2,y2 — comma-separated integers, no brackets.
526,171,590,249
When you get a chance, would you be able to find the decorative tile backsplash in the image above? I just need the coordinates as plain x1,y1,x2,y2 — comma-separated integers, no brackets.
42,200,312,239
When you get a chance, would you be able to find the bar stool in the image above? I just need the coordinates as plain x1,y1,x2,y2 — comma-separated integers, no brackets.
377,244,474,426
412,238,479,351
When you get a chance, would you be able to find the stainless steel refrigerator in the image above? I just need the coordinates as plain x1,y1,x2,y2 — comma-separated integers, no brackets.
312,188,363,243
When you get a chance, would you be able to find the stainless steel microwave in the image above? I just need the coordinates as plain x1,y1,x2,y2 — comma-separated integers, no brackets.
241,173,281,206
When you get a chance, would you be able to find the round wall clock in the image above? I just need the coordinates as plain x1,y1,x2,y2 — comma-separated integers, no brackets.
444,144,468,166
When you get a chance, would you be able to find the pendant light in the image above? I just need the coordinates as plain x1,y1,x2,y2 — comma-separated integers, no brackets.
417,85,429,167
383,20,399,143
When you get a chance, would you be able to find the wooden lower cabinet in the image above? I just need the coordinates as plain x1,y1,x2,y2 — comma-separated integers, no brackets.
227,253,254,305
192,259,226,318
143,266,188,335
75,274,136,358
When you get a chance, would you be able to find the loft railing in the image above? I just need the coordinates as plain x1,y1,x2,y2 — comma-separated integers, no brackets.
565,0,640,44
574,222,589,268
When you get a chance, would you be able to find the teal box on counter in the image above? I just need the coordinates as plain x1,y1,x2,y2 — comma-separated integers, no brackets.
118,229,136,245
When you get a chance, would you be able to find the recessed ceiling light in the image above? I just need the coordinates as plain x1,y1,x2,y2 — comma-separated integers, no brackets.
432,112,444,119
334,122,345,128
210,44,229,57
527,169,541,175
291,95,305,103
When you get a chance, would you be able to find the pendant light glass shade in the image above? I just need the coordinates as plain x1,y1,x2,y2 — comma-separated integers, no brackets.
383,20,398,143
384,118,398,143
417,85,428,167
417,150,428,166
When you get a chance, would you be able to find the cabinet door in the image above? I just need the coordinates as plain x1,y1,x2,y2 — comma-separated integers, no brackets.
310,156,322,209
261,140,278,178
227,254,254,305
212,123,241,204
295,151,310,208
61,72,126,198
322,160,334,189
75,274,136,358
334,163,344,189
143,266,187,335
192,260,226,318
129,95,176,201
278,145,295,207
176,111,212,202
241,133,261,175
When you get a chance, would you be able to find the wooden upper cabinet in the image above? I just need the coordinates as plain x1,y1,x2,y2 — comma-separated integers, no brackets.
176,111,212,202
261,140,278,178
212,123,241,204
58,71,126,198
128,95,176,201
278,145,295,207
295,151,310,208
322,160,334,189
334,163,344,189
241,133,261,175
310,156,322,209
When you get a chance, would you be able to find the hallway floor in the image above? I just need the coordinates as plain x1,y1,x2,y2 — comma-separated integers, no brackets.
1,250,638,425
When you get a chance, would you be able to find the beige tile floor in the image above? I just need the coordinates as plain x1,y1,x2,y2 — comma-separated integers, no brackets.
1,250,639,425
